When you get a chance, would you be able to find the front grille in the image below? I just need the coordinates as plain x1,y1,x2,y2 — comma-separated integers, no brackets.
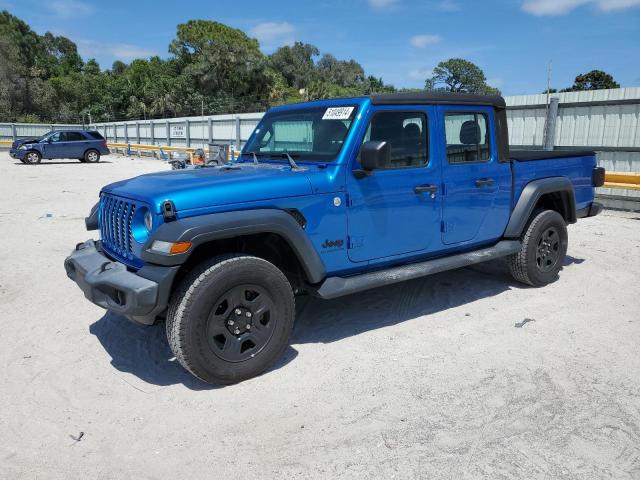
99,194,137,261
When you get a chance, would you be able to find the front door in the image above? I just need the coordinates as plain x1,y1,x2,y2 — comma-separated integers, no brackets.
346,107,442,263
438,106,512,245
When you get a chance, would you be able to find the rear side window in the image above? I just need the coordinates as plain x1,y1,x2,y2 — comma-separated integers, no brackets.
444,112,491,164
63,131,85,141
362,111,428,169
86,131,104,140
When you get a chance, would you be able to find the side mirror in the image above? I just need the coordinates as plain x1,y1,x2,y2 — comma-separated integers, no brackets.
358,141,390,175
46,137,52,143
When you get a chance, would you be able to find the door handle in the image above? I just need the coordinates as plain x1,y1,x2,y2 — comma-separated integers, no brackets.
414,184,438,194
475,178,495,187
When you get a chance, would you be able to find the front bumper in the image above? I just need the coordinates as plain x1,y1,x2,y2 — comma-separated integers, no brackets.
9,149,25,159
64,240,178,325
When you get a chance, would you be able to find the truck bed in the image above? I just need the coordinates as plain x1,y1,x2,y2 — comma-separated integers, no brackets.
510,150,598,214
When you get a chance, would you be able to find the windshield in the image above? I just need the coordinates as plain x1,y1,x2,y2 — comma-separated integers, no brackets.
243,106,358,162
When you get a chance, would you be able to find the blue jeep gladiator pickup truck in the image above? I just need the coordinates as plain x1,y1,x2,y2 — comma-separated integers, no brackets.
65,92,605,385
10,129,109,164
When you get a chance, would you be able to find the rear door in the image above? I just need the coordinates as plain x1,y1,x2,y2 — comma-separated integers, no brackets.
346,106,442,262
64,131,88,158
438,106,511,245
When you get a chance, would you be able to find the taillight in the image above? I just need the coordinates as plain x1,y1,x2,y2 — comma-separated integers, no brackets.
592,167,605,187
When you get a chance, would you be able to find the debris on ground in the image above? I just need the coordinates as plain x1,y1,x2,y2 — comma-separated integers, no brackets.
514,318,536,328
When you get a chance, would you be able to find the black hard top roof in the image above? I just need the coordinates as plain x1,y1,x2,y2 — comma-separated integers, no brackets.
370,91,506,109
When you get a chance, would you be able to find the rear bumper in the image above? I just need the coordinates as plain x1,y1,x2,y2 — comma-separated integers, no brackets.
577,202,603,218
64,240,178,325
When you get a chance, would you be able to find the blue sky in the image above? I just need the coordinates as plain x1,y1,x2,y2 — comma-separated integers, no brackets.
2,0,639,95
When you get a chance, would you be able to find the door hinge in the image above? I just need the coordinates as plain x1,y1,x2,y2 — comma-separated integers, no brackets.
345,193,353,207
348,235,364,249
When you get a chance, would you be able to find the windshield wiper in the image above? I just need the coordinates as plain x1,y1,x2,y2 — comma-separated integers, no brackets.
268,152,300,170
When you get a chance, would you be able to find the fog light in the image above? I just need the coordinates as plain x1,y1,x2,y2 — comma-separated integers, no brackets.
150,240,192,255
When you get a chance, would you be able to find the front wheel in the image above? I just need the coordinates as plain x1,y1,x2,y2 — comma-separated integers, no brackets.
23,150,41,164
166,255,295,385
508,209,568,287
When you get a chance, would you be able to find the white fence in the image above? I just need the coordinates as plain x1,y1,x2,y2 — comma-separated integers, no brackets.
506,87,640,203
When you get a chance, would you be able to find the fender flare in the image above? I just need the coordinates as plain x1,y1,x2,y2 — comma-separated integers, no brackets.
140,209,326,284
504,177,576,239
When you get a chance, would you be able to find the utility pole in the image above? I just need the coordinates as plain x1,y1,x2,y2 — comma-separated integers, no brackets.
143,104,146,121
201,98,204,118
546,60,552,110
88,111,92,125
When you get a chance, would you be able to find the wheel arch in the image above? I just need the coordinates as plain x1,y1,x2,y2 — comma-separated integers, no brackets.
141,209,327,287
504,177,576,239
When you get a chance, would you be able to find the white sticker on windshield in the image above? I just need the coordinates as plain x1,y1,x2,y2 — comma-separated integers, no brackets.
322,106,354,120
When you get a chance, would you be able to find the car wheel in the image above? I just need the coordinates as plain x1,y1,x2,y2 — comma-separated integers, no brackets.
84,149,100,163
509,209,568,287
166,254,295,385
23,150,42,164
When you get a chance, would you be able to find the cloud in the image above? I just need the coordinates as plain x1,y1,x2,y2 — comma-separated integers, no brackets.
249,22,296,50
522,0,640,15
77,41,156,61
410,34,441,48
46,0,94,19
368,0,399,10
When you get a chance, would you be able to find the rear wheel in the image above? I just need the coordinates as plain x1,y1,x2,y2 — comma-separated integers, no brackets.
23,150,41,164
166,255,295,385
509,209,568,287
84,149,100,163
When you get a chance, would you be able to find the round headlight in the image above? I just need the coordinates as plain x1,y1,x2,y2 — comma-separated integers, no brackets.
144,211,153,232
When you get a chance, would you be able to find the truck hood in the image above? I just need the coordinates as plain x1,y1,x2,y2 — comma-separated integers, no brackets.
102,163,314,213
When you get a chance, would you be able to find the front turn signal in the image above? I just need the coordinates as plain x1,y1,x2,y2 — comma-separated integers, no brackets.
150,240,192,255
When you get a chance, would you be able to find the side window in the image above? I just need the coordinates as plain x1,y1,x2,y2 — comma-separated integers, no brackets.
86,131,104,140
444,112,491,164
66,132,84,141
362,111,428,169
49,132,62,142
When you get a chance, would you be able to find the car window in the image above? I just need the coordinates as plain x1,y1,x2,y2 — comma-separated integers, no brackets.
362,111,428,169
49,132,62,142
86,131,104,140
65,132,85,141
444,112,491,164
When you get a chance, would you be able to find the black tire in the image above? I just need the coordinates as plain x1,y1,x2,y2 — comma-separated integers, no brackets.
23,150,41,164
509,209,568,287
166,254,295,385
84,149,100,163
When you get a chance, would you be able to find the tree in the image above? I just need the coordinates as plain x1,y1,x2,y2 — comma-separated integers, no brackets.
425,58,501,95
563,70,620,92
269,42,319,90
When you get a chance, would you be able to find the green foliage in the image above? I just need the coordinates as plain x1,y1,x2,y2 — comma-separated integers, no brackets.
425,58,501,95
562,70,620,92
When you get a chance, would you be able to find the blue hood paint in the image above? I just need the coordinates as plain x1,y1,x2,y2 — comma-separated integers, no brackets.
102,163,315,213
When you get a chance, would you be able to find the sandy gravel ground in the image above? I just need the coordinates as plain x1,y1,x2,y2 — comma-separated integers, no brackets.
0,152,639,480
